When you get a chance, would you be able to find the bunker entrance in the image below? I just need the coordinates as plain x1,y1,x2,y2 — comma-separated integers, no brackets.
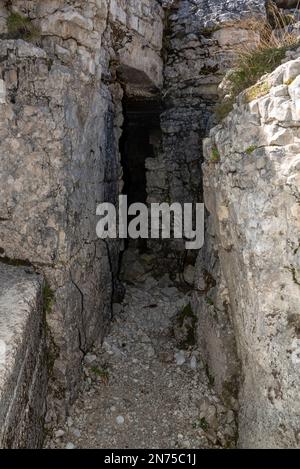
120,96,161,207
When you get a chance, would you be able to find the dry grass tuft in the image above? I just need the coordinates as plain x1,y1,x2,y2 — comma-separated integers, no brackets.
216,2,300,119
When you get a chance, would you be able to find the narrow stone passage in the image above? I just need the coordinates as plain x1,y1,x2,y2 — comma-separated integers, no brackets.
46,250,236,449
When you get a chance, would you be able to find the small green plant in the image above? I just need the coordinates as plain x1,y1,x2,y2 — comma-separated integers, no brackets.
7,12,40,42
210,146,220,163
245,145,258,155
91,366,110,384
206,297,214,306
193,417,209,432
43,283,55,314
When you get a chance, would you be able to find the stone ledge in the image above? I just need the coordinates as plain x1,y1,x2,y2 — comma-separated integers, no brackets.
0,263,46,448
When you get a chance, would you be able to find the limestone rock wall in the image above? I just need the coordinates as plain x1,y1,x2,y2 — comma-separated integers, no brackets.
1,0,299,449
146,0,264,258
0,264,46,448
147,0,267,408
201,59,300,448
0,0,164,423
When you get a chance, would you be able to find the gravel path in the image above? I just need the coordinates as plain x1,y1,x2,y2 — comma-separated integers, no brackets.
45,256,236,449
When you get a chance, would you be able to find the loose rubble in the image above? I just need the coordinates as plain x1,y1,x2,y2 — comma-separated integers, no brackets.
45,250,236,449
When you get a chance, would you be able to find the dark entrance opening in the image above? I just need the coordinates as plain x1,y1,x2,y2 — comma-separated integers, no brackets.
120,96,161,208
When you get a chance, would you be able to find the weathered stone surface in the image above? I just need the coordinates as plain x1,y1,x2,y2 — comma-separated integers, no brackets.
146,0,266,262
0,0,164,425
0,264,46,448
200,57,300,448
0,39,115,419
1,0,299,450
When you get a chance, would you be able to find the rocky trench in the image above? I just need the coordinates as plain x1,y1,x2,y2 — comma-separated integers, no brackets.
45,248,237,449
43,77,239,448
0,0,299,450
